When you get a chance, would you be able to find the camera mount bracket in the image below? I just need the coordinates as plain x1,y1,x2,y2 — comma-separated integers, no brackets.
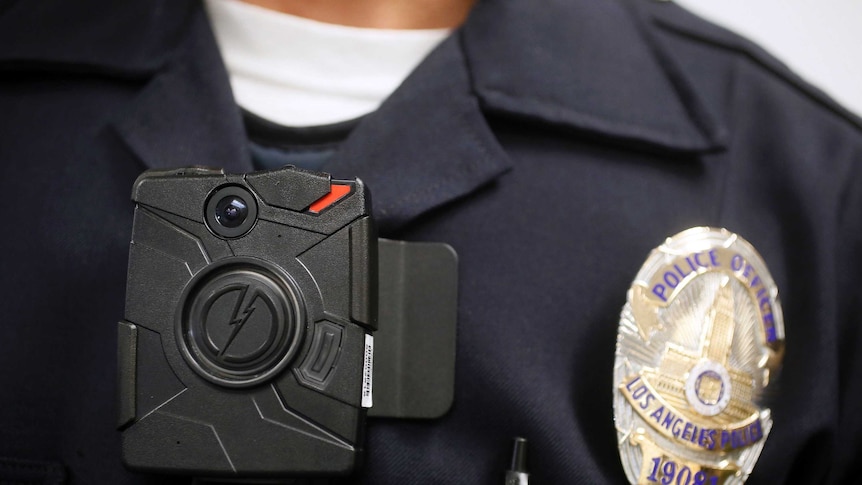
371,239,458,419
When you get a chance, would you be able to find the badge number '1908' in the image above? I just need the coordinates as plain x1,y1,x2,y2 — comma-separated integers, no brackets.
614,227,784,485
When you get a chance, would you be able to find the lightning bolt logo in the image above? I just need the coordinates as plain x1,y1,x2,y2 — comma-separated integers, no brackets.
219,285,260,359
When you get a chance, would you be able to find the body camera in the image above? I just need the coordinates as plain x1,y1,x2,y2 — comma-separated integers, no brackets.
118,166,376,478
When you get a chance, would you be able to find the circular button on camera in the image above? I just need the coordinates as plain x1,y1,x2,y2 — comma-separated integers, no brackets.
178,259,304,387
205,185,258,238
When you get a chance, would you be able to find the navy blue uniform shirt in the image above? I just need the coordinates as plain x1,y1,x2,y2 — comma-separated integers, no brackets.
1,0,860,483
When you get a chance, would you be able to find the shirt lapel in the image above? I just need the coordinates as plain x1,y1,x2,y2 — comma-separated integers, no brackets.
461,0,728,154
0,0,251,174
110,5,253,175
323,0,730,233
321,34,513,234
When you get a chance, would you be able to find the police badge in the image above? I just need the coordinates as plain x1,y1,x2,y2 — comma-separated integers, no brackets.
614,227,784,485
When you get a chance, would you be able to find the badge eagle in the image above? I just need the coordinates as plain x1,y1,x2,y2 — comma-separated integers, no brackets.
614,227,784,485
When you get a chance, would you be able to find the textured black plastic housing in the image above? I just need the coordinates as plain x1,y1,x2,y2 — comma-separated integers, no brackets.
119,166,376,478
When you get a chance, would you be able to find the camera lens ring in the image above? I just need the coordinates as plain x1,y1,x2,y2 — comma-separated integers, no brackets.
205,185,258,238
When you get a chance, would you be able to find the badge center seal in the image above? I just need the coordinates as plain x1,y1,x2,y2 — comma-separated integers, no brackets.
614,227,784,485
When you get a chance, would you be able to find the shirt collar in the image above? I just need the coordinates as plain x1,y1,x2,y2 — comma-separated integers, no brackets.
0,0,193,76
460,0,727,153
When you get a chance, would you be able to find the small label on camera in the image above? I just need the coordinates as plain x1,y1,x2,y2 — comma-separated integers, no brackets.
362,334,374,408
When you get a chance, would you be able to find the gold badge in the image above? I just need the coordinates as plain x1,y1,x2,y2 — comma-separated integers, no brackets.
614,227,784,484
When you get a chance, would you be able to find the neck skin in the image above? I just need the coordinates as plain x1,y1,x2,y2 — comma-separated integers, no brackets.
239,0,476,29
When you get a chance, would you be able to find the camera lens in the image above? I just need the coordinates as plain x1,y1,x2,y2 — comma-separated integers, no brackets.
205,185,258,238
215,196,248,228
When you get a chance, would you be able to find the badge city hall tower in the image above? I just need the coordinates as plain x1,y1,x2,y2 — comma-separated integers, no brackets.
614,227,785,485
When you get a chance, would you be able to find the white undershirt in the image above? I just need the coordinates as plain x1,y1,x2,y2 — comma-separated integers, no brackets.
205,0,451,127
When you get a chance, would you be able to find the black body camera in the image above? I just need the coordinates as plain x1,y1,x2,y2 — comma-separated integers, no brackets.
118,166,457,480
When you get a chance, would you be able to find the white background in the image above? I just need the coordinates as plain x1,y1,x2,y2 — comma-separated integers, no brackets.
674,0,862,118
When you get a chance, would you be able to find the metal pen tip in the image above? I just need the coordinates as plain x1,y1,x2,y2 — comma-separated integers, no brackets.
505,437,530,485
